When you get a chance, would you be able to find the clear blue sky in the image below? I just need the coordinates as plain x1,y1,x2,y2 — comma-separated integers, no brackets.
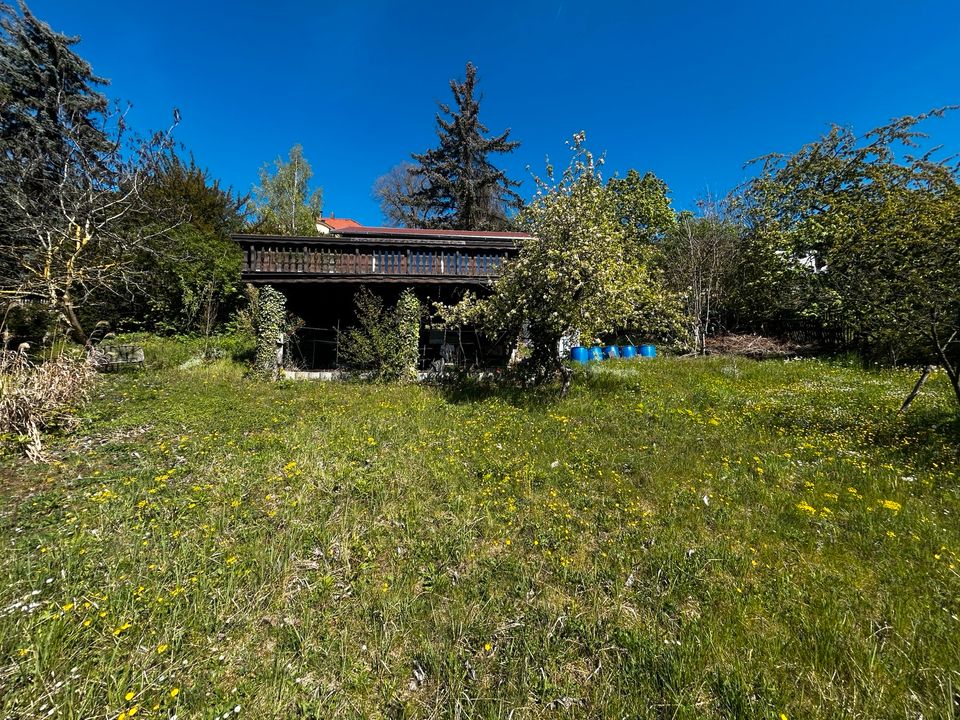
30,0,960,224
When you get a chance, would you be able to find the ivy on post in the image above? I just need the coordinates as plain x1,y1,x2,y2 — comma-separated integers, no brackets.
394,289,421,383
254,285,286,379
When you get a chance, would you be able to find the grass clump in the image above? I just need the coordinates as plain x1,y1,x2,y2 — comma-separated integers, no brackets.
0,355,957,718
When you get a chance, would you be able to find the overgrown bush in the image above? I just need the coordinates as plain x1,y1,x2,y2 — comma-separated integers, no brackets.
340,288,421,382
0,349,95,461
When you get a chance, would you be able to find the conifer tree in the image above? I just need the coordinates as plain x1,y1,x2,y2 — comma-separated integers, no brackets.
0,0,109,290
0,1,177,341
405,63,521,230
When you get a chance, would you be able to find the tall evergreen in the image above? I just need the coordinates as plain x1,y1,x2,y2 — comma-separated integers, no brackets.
0,1,178,341
406,63,521,231
0,1,110,288
0,1,109,187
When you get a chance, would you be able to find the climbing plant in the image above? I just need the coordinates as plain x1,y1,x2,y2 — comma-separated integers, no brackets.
340,288,421,382
254,285,286,379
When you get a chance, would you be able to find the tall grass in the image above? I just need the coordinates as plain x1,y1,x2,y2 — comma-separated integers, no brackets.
0,356,957,718
0,348,95,462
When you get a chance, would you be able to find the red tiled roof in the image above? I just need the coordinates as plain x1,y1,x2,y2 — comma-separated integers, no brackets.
319,217,361,230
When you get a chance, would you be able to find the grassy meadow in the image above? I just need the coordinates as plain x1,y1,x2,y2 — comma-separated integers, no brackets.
0,346,958,718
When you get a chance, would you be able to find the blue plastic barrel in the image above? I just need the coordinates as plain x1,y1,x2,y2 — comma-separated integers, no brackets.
639,344,657,358
570,346,589,364
588,346,604,362
603,345,620,359
621,345,637,359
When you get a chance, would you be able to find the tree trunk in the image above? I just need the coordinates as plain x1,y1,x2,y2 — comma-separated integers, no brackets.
59,293,88,344
930,324,960,409
897,365,933,415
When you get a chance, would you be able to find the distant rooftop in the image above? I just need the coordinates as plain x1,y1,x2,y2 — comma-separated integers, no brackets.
316,216,362,232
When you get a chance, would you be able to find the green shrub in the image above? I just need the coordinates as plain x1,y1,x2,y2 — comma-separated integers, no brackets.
340,287,421,382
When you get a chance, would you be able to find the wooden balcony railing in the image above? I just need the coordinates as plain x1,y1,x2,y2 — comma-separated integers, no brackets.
233,231,520,285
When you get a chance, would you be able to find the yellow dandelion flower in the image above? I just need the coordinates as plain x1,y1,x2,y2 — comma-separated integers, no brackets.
484,642,492,652
170,687,180,698
157,643,169,653
124,690,135,701
112,622,131,636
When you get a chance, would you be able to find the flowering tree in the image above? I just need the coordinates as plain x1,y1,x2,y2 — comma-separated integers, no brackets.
741,109,960,408
440,133,684,389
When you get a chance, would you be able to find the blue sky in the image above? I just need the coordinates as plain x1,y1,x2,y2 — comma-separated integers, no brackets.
30,0,960,224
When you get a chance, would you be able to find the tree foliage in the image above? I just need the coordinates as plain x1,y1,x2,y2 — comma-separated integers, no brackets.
440,133,684,388
0,1,176,341
126,154,247,334
740,108,960,405
659,201,740,354
606,168,677,247
251,144,322,236
401,63,521,230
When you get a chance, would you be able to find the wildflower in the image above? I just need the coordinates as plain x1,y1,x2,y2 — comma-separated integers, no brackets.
796,501,816,515
484,642,492,652
125,691,135,701
157,643,169,653
113,622,131,636
880,499,901,512
170,687,180,698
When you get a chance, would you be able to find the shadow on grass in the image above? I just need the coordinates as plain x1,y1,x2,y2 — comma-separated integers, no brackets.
878,406,960,465
435,363,654,407
436,375,567,408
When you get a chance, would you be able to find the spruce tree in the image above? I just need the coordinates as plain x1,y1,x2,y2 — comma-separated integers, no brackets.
0,1,178,341
0,1,109,290
406,63,521,231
